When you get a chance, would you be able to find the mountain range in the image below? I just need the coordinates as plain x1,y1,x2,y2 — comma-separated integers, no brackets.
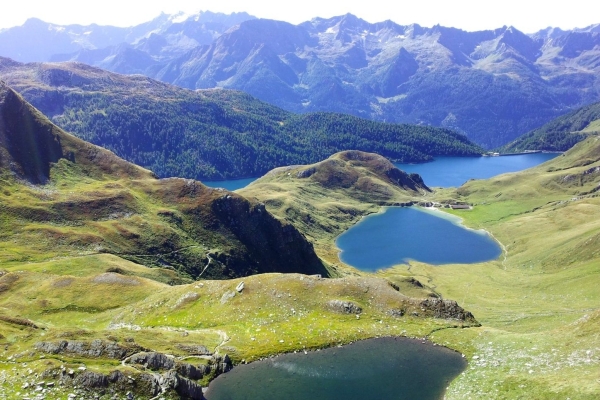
0,11,255,64
1,13,599,148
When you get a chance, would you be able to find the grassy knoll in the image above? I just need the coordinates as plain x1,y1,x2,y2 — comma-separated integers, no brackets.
239,150,431,269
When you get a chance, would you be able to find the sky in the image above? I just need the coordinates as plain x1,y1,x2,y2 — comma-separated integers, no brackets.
0,0,598,33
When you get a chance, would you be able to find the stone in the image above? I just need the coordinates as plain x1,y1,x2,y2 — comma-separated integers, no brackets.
236,281,245,293
419,298,477,321
220,291,236,304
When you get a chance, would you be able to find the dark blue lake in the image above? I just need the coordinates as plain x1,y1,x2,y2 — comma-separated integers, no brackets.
395,153,559,187
336,207,501,270
205,337,466,400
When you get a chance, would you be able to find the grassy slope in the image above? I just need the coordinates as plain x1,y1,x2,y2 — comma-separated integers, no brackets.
0,81,329,281
243,138,600,399
411,138,600,398
0,255,476,398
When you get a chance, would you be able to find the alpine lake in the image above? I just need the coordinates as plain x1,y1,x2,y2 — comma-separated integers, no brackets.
203,153,559,400
205,337,466,400
202,153,559,191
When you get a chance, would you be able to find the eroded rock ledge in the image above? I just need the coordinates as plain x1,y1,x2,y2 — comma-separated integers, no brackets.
34,340,232,399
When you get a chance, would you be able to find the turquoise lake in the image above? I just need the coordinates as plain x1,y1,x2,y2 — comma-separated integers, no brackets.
204,337,467,400
336,207,502,270
395,153,559,187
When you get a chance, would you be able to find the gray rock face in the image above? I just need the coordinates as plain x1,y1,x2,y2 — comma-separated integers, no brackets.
297,167,316,178
161,370,205,399
176,363,208,380
128,352,176,371
73,371,108,388
176,344,212,355
45,354,218,398
34,340,140,359
57,368,161,397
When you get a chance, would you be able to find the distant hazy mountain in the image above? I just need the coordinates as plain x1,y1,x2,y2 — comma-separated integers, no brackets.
1,13,599,148
0,11,255,63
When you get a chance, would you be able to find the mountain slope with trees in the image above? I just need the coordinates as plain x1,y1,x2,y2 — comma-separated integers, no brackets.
0,59,483,180
499,101,600,153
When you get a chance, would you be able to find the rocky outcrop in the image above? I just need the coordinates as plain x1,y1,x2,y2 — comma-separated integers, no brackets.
161,370,205,399
73,371,108,388
213,354,233,374
209,193,329,278
37,350,232,398
420,298,477,322
35,339,142,359
176,363,210,380
176,344,212,355
297,167,316,178
327,299,363,314
128,352,175,371
38,367,161,398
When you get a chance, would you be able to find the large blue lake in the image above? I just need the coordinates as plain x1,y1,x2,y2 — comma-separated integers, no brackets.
395,153,559,187
336,207,502,270
205,337,467,400
202,153,559,190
